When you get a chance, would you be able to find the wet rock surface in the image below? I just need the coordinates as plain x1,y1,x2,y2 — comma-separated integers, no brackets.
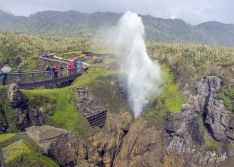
26,125,87,167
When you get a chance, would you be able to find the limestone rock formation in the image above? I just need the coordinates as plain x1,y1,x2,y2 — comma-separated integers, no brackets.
163,76,233,166
0,149,3,167
0,104,8,133
5,84,47,131
88,112,132,166
205,95,231,141
7,84,28,108
76,87,107,127
86,76,233,167
26,125,87,167
7,84,29,131
113,117,164,167
196,76,232,141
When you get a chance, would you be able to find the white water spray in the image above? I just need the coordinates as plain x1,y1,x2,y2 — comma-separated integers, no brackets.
115,11,161,117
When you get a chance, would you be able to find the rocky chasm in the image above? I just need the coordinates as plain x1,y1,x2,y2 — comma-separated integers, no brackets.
1,76,233,167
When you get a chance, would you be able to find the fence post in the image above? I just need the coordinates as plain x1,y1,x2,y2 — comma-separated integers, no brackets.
32,73,35,84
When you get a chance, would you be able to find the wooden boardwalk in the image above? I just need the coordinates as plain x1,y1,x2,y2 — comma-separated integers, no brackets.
0,54,89,89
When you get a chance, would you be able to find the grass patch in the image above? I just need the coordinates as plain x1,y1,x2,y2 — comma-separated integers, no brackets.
0,86,18,133
22,88,93,140
204,133,220,151
2,139,58,167
88,75,129,114
144,64,187,128
216,84,234,112
22,60,117,141
0,133,16,143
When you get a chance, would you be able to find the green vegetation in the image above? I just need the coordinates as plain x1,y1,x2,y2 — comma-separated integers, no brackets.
0,86,18,133
147,41,234,88
204,133,220,151
1,10,234,46
22,88,93,140
0,31,112,70
0,133,16,143
0,133,58,167
144,64,187,128
22,61,117,140
217,84,234,112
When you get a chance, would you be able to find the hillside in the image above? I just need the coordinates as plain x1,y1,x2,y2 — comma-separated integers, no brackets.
1,10,234,46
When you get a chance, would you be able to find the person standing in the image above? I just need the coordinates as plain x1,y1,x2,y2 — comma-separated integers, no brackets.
1,72,7,85
77,60,83,73
46,65,52,79
16,66,22,84
60,64,64,77
54,64,59,79
51,65,56,79
43,52,48,58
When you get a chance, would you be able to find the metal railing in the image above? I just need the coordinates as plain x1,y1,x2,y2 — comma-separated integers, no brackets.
0,67,83,87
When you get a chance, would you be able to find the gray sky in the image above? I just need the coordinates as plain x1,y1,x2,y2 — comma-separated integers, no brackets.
1,0,233,25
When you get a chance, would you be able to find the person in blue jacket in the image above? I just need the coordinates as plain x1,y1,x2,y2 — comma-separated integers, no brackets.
1,72,7,85
77,60,82,73
43,52,48,58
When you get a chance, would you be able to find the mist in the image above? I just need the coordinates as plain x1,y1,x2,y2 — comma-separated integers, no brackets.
114,11,161,117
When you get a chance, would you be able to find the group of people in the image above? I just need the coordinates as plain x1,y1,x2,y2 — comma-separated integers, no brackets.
46,64,62,79
0,51,84,85
46,60,83,79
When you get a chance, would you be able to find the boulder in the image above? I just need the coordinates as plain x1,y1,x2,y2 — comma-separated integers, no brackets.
26,125,87,167
7,84,28,108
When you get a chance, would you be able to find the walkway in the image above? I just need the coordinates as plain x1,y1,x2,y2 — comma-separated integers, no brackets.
0,54,89,89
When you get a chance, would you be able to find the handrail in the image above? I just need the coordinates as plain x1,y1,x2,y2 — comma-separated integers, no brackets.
0,53,89,88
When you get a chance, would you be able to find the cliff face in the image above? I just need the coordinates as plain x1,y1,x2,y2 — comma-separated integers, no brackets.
86,76,234,167
0,76,233,167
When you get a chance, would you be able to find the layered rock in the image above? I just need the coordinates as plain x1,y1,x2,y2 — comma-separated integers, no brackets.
76,87,107,127
0,104,8,133
26,125,87,167
88,112,132,166
196,76,232,141
87,76,233,167
0,149,3,167
113,117,164,167
7,84,29,131
5,84,47,131
7,84,28,108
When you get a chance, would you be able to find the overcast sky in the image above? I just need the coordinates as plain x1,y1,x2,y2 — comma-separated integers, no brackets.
0,0,233,25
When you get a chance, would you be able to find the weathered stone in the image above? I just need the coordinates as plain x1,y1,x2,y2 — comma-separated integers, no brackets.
16,109,29,131
0,105,8,133
0,149,3,167
225,117,234,140
28,106,46,126
205,96,231,141
26,125,87,167
7,84,28,108
196,76,221,97
113,117,163,167
76,87,107,127
88,112,132,166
